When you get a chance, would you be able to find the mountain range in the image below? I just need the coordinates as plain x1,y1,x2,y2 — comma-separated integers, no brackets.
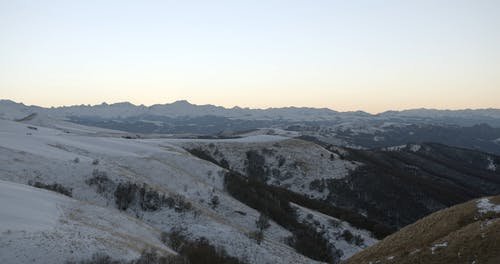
2,99,500,124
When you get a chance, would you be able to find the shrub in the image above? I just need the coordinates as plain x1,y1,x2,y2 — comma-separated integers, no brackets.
114,182,185,212
29,181,72,197
309,179,326,192
341,230,354,244
210,195,220,209
247,230,264,245
255,214,270,231
277,156,286,167
171,194,192,212
86,170,113,194
165,230,246,264
186,148,229,169
114,182,138,211
292,227,339,263
133,249,185,264
329,219,341,228
353,235,364,246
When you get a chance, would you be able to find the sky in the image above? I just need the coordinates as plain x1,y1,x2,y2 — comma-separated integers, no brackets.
0,0,499,113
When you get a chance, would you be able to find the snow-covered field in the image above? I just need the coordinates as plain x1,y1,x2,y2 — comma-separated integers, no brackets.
0,180,175,264
0,118,328,264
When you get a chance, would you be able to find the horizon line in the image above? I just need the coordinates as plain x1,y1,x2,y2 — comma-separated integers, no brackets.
2,98,500,116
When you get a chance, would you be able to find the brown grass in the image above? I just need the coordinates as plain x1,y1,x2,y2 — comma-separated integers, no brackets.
343,195,500,264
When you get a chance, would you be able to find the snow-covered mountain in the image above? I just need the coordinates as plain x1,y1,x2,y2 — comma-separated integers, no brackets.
2,99,499,124
0,99,347,121
0,118,377,263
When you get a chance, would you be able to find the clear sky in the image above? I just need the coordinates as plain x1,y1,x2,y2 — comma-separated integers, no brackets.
0,0,499,113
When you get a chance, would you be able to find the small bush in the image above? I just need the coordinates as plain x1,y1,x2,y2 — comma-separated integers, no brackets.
165,230,246,264
255,213,270,231
329,219,341,228
353,234,364,246
309,180,326,192
277,156,286,167
29,181,72,197
113,182,189,213
210,195,220,209
114,182,138,211
86,170,113,194
247,230,264,245
133,249,185,264
341,230,354,244
165,227,186,252
186,148,229,169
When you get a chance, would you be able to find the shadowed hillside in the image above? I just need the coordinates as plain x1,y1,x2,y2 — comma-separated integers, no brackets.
343,195,500,264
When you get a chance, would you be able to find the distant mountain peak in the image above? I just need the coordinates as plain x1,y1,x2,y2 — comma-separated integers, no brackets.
110,102,135,107
171,100,193,106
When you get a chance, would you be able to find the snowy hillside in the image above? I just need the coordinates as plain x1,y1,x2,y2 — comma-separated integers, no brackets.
292,203,377,260
0,180,175,264
0,118,332,264
177,138,359,200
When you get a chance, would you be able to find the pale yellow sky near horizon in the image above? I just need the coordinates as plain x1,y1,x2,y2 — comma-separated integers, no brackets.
1,1,499,114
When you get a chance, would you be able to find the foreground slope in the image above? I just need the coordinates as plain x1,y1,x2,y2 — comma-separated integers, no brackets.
0,180,175,264
343,195,500,264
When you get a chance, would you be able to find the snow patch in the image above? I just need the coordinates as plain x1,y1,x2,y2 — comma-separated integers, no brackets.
384,145,407,151
384,144,420,152
409,144,421,152
487,157,497,171
477,198,500,214
409,248,421,255
430,241,448,254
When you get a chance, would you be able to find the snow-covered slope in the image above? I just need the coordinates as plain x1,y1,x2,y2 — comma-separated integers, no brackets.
0,119,325,264
0,180,175,264
177,138,359,200
292,203,377,260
